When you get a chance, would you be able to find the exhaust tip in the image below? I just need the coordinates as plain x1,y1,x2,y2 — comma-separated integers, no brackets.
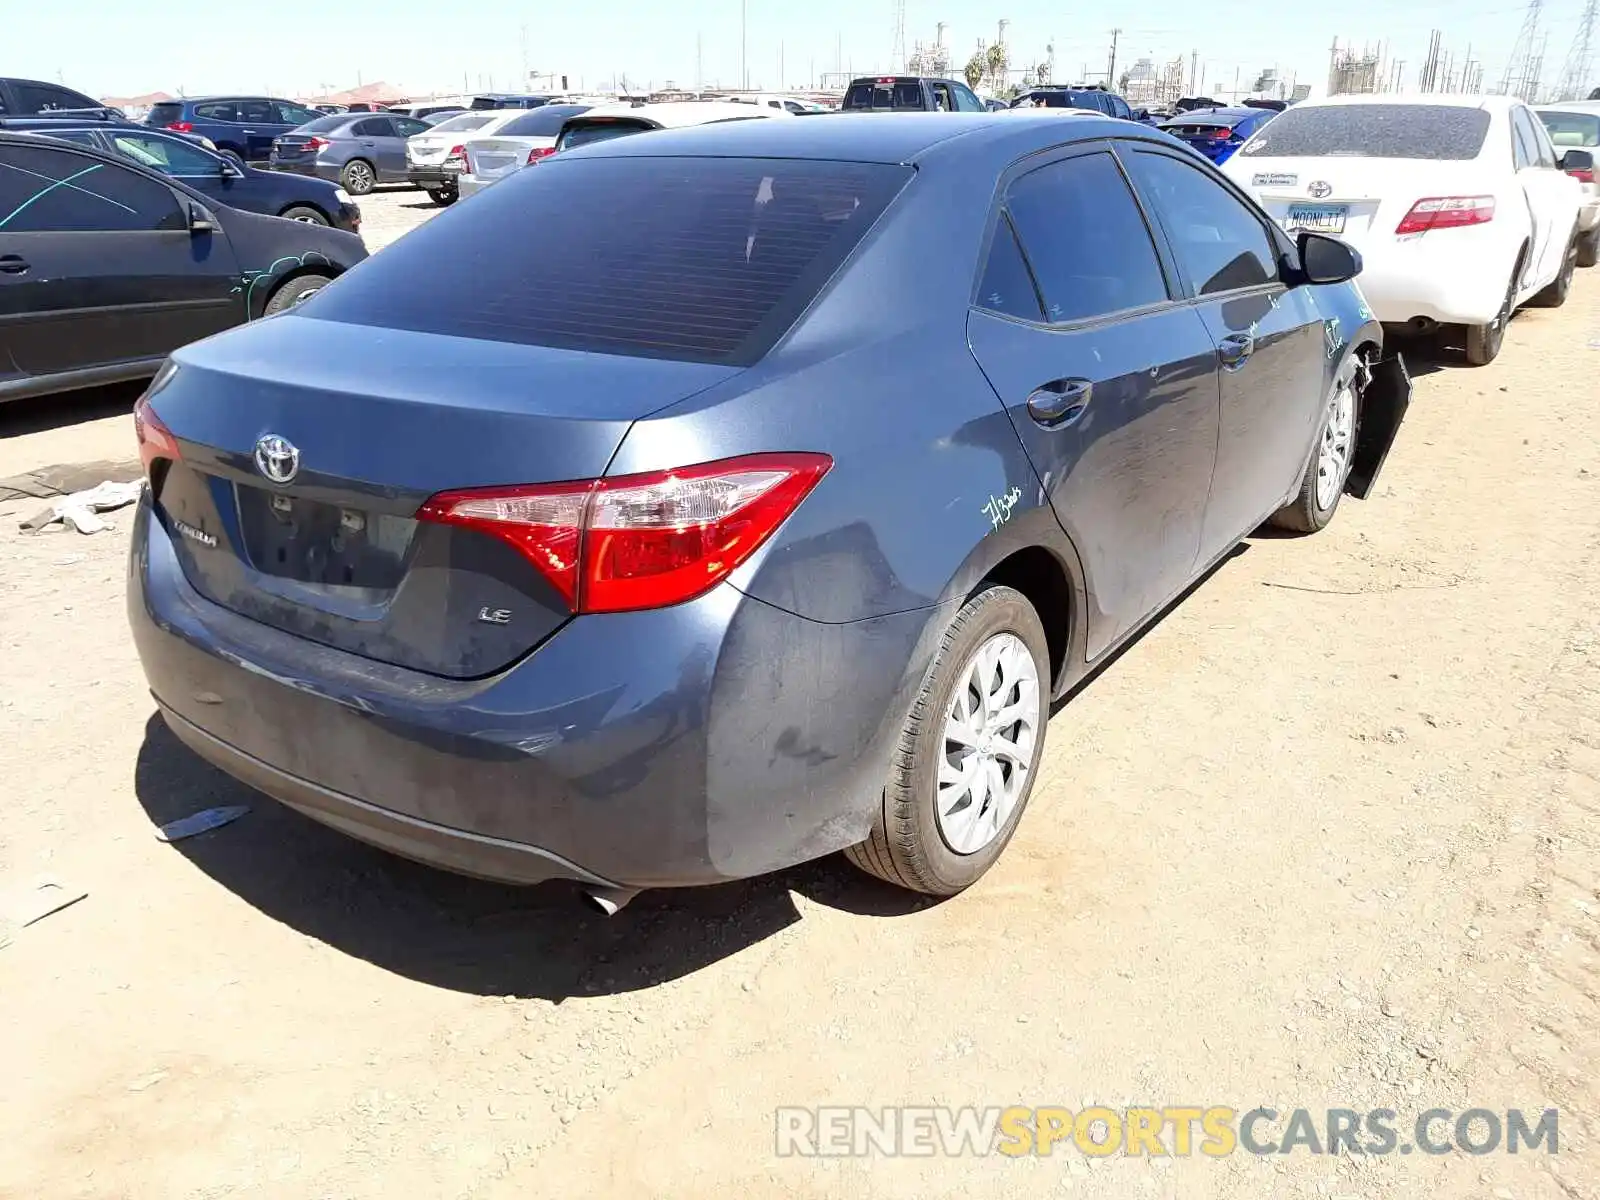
583,886,640,917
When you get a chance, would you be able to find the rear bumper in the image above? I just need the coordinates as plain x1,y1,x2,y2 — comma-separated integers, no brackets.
407,165,459,187
457,172,494,199
128,493,939,891
1579,197,1600,234
1347,232,1518,326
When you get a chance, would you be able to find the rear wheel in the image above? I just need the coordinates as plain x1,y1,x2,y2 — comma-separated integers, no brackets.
263,273,332,316
1465,263,1518,366
278,205,328,225
845,585,1049,896
340,159,376,196
427,186,457,206
1530,234,1578,308
1579,228,1599,269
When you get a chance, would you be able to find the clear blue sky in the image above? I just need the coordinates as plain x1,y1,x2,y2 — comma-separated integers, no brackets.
3,0,1583,100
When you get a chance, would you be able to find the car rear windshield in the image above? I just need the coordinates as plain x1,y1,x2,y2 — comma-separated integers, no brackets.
844,82,926,110
1238,103,1490,159
496,105,591,137
429,112,500,134
146,103,183,125
296,114,355,133
555,118,654,150
1539,110,1600,148
299,156,913,365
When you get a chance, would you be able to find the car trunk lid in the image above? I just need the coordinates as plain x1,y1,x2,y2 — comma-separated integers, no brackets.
271,133,322,160
148,314,742,679
1236,157,1484,248
465,137,537,179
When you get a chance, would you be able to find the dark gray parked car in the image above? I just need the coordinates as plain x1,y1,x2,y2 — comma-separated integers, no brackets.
268,112,432,195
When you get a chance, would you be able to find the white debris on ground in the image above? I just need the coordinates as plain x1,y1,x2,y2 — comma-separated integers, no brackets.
18,479,145,535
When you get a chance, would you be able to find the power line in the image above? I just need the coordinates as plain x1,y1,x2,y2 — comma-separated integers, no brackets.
1557,0,1599,99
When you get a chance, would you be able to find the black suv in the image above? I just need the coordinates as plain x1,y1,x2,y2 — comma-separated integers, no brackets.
0,77,105,117
1009,86,1142,121
841,76,988,112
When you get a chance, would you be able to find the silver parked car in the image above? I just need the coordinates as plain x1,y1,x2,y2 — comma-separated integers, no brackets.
269,111,433,195
406,109,531,205
456,104,594,200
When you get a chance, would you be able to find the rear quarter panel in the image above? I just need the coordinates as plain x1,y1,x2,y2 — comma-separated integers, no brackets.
213,208,367,318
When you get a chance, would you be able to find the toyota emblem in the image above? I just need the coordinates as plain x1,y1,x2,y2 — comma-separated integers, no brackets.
254,434,300,485
1308,180,1332,199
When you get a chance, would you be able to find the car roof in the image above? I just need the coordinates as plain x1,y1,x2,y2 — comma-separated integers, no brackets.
1535,100,1600,114
553,110,1154,166
569,101,789,128
1165,106,1264,123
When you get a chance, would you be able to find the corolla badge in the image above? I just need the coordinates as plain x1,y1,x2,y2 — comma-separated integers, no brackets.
1308,180,1333,199
254,434,300,485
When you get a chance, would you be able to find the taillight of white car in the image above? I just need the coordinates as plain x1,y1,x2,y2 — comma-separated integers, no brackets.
1394,195,1495,235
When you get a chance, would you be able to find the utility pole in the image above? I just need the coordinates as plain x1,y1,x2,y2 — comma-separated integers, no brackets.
1232,65,1240,100
1188,49,1198,94
1107,28,1121,90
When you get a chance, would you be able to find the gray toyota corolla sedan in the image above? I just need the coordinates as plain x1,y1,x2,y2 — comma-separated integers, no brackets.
128,114,1410,912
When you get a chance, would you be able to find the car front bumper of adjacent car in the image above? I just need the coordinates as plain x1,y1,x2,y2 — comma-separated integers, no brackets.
127,492,938,893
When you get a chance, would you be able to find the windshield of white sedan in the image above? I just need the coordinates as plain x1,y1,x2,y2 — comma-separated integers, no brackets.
1239,104,1490,159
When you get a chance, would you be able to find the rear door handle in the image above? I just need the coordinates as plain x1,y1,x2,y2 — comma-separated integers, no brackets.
1218,331,1255,368
1025,379,1093,428
0,254,29,275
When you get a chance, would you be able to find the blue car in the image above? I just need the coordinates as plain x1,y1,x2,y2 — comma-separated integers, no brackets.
145,96,324,164
128,114,1408,910
1159,105,1276,163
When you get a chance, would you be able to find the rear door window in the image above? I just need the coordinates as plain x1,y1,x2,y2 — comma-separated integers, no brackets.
108,132,218,174
352,118,391,137
1237,103,1490,160
392,117,430,137
1003,152,1170,322
194,102,239,122
300,156,913,365
238,99,277,123
1123,149,1278,296
1510,109,1534,169
0,143,185,232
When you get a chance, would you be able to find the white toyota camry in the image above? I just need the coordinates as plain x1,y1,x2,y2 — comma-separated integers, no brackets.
1223,94,1589,364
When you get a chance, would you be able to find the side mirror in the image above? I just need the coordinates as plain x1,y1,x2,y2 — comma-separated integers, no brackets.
219,159,244,179
188,203,217,235
1296,231,1362,285
1559,148,1594,174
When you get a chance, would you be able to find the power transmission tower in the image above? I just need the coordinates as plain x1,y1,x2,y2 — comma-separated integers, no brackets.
1500,0,1543,98
1558,0,1599,99
891,0,907,72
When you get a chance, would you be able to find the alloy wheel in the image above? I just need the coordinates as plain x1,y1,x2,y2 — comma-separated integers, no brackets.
937,632,1041,855
1314,382,1356,510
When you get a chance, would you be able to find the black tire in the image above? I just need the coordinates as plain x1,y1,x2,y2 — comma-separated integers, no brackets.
263,274,332,316
1530,234,1578,308
340,159,376,196
1579,228,1599,269
278,205,329,226
427,186,458,206
1465,259,1519,366
1269,359,1361,534
845,584,1050,896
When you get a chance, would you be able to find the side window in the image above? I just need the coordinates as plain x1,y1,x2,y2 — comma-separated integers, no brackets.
1517,108,1556,167
194,102,238,122
975,214,1044,320
1110,96,1132,120
1004,152,1170,322
393,118,430,137
353,118,389,137
957,84,986,112
276,102,321,125
238,100,276,123
14,83,96,113
0,144,185,233
109,133,218,175
1123,150,1278,296
930,83,954,111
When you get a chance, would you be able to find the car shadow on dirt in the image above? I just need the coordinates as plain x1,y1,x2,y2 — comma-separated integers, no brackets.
0,381,146,441
133,714,937,1002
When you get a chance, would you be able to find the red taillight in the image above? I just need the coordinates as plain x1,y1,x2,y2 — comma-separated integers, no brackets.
305,135,331,151
1394,195,1495,235
1568,167,1596,184
527,145,556,164
133,395,180,477
166,121,194,132
417,453,833,613
1211,127,1232,140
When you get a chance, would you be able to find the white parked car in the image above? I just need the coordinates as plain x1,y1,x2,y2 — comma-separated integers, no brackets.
458,100,792,200
405,108,529,205
1534,101,1600,267
721,92,827,114
455,103,595,200
1224,94,1587,364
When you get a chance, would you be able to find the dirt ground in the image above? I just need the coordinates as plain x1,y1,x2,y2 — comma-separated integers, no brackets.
2,193,1598,1199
